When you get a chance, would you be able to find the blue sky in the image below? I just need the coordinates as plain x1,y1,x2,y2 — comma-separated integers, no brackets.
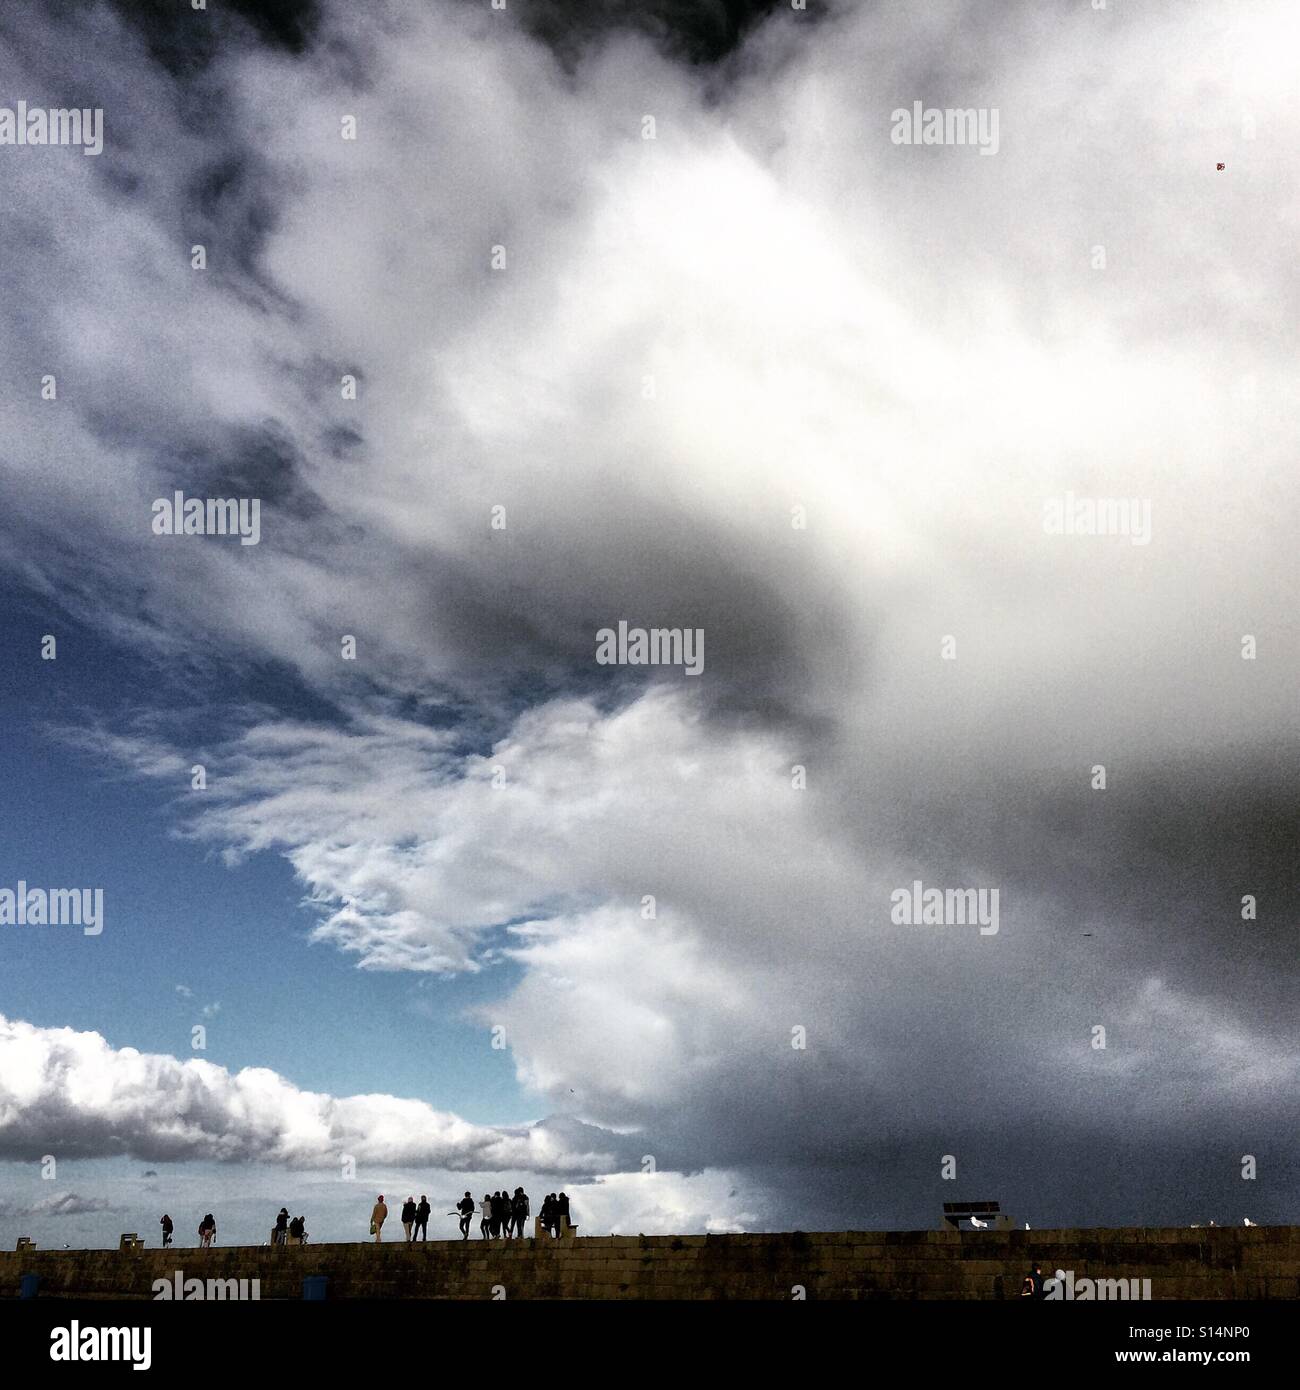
0,599,532,1123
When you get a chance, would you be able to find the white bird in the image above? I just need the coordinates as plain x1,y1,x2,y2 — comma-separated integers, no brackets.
1244,1217,1256,1227
969,1214,987,1229
1024,1223,1030,1230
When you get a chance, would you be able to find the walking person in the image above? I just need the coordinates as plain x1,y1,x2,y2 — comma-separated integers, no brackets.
415,1195,431,1242
159,1214,173,1249
511,1188,530,1239
401,1196,417,1243
479,1193,492,1239
457,1191,475,1240
370,1194,388,1243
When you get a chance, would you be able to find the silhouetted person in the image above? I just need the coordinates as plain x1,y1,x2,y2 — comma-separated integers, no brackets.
479,1194,492,1239
1020,1262,1046,1299
199,1214,216,1248
159,1214,173,1249
401,1196,417,1242
288,1215,306,1246
371,1194,388,1243
512,1187,530,1238
457,1191,475,1239
503,1190,519,1240
539,1194,557,1238
274,1207,289,1246
557,1192,571,1234
489,1191,504,1238
415,1195,431,1242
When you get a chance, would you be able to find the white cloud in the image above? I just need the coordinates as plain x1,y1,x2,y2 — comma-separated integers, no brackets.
556,1170,760,1236
0,1014,614,1172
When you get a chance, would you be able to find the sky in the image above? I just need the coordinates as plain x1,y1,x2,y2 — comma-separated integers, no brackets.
0,0,1297,1249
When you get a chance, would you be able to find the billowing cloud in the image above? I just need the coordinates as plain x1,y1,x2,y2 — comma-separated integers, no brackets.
0,1014,619,1172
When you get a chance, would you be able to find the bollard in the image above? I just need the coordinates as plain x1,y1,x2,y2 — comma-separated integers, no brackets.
302,1275,328,1301
19,1274,40,1300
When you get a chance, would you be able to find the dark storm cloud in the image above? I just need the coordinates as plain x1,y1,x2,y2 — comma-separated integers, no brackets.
507,0,826,66
99,0,321,71
0,0,862,724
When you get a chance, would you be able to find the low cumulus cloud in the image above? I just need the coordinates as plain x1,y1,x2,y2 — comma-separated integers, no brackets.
0,1014,621,1172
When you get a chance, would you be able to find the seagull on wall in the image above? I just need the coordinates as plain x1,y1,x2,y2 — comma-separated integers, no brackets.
969,1214,987,1229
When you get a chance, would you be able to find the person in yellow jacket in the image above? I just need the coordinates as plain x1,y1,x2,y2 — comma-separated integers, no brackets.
370,1195,388,1243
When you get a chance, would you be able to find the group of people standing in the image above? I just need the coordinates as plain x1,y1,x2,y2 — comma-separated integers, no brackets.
456,1188,529,1239
159,1189,577,1248
368,1194,433,1243
452,1189,572,1239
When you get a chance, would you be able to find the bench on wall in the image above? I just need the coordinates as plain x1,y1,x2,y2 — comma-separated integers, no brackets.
941,1201,1015,1231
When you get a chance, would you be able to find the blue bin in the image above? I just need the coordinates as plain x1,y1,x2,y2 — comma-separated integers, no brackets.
19,1274,40,1300
302,1275,328,1301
